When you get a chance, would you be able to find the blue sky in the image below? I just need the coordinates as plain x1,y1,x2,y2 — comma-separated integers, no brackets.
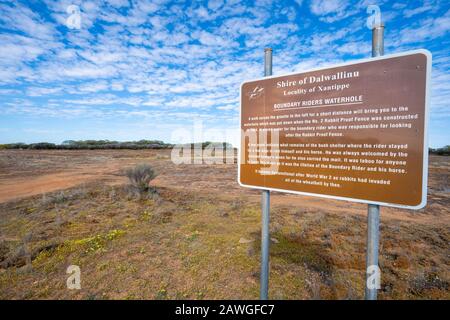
0,0,449,147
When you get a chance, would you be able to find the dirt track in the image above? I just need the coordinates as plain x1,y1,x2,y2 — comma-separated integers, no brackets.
0,150,156,203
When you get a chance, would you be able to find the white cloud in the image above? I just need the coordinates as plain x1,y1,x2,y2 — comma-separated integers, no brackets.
107,0,130,8
78,50,124,65
309,0,355,22
310,0,348,15
26,87,64,97
0,40,46,63
77,81,110,93
196,31,238,47
0,88,21,95
217,104,236,111
60,63,117,79
208,0,224,11
336,41,370,56
403,1,437,18
395,10,450,45
0,2,57,40
63,94,143,107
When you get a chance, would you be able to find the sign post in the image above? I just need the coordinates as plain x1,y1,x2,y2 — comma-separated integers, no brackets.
240,38,430,300
240,50,429,207
365,23,384,301
260,48,272,300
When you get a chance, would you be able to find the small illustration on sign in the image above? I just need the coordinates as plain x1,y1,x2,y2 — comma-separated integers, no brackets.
246,86,264,100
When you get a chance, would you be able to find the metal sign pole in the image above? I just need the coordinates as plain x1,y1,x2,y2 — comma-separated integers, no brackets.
365,24,384,301
372,24,384,57
260,48,272,300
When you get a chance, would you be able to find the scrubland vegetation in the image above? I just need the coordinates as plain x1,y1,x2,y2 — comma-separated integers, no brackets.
0,149,448,299
0,140,173,150
429,146,450,156
0,140,235,151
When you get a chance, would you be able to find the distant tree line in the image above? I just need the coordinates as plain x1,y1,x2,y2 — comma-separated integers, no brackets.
0,140,236,151
0,141,446,154
429,145,450,156
176,142,234,149
0,140,173,150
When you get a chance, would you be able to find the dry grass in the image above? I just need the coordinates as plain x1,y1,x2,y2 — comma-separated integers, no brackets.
0,151,448,299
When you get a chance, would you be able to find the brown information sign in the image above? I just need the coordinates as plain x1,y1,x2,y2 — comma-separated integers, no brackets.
239,50,431,209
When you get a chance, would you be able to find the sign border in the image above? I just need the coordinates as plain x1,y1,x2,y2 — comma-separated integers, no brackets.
238,49,432,210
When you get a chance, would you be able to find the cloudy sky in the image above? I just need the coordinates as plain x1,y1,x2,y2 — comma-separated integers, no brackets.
0,0,449,147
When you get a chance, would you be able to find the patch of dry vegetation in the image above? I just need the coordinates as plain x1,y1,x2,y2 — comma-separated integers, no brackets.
0,152,448,299
0,178,448,300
